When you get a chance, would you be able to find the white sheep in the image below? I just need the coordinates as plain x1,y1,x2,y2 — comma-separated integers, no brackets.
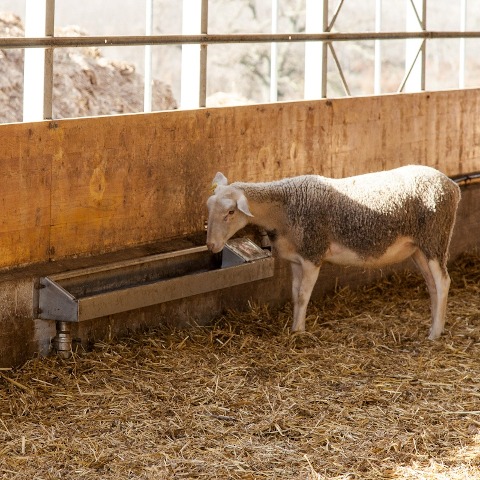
206,165,461,340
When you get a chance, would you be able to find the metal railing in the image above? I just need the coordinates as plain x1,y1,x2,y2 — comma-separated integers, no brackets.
0,0,479,122
6,30,480,49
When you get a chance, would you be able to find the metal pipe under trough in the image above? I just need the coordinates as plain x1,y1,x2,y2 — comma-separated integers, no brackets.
36,239,274,356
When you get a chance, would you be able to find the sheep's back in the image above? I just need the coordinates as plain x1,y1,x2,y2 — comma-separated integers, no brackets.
311,166,459,263
237,166,460,265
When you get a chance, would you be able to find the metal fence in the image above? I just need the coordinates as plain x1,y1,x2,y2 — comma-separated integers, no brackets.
1,0,479,123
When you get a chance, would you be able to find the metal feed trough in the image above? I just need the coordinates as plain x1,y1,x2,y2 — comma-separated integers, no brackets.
36,238,274,356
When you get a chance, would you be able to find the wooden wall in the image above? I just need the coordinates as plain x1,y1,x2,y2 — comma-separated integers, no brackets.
1,89,480,270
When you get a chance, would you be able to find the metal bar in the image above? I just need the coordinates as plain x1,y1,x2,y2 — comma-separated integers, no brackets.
4,31,480,50
420,0,426,90
421,0,426,29
450,171,480,185
398,39,425,93
327,0,346,32
22,0,40,122
328,43,351,96
407,0,422,27
144,0,153,113
199,0,208,107
304,0,328,100
43,0,55,120
404,0,425,92
181,0,202,108
23,0,55,121
321,0,329,98
459,0,467,88
270,0,278,103
420,29,426,90
374,0,382,95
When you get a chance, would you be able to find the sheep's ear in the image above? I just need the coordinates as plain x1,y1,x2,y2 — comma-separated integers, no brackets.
237,194,254,217
213,172,228,187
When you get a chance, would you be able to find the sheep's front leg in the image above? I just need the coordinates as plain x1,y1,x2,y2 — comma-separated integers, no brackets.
290,260,321,332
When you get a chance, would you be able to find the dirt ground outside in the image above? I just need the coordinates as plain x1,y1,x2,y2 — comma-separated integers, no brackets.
0,252,479,479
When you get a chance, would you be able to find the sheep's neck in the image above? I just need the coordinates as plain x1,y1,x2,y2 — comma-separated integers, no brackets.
245,197,285,233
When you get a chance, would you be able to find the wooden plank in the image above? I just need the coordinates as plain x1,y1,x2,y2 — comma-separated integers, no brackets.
426,90,480,176
0,89,478,268
0,122,51,268
328,94,430,177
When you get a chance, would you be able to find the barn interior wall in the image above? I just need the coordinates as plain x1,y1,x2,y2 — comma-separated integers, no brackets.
0,89,479,367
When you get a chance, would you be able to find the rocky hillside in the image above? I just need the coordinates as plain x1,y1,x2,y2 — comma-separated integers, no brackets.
0,13,177,124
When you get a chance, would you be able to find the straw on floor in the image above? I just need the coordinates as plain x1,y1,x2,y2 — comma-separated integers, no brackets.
1,252,479,479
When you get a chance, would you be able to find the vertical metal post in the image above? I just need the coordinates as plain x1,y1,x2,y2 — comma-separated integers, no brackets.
420,0,426,91
304,0,328,99
23,0,55,121
199,0,208,107
270,0,278,102
404,0,426,92
320,0,329,99
144,0,154,113
374,0,382,95
44,0,54,119
459,0,467,88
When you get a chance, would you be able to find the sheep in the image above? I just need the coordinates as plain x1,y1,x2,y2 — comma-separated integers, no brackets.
206,165,461,340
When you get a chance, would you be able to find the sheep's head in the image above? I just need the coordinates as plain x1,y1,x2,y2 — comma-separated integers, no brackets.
206,172,253,253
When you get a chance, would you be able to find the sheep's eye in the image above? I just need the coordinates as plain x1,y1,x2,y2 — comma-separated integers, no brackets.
228,210,235,215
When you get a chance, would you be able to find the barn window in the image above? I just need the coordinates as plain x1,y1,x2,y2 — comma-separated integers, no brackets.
0,0,479,123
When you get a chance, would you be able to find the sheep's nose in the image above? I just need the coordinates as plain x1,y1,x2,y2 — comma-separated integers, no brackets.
207,242,223,254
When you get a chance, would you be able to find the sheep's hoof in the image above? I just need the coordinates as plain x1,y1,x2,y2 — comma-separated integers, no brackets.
290,327,305,335
288,330,318,348
290,321,306,333
428,330,443,341
290,330,305,337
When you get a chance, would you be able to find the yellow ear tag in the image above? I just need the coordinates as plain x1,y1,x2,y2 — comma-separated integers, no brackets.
210,182,218,194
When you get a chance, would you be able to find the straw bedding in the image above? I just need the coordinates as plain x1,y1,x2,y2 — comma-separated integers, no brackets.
1,252,479,479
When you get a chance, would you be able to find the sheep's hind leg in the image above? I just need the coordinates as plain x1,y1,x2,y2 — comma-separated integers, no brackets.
290,260,320,332
412,250,450,340
412,249,438,334
427,258,451,340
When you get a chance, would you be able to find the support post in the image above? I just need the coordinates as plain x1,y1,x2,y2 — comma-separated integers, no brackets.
181,0,208,108
374,0,382,94
199,0,208,107
304,0,328,99
23,0,55,121
144,0,154,113
459,0,467,88
270,0,278,102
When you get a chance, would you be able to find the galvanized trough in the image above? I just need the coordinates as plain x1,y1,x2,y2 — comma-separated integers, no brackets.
36,238,274,355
